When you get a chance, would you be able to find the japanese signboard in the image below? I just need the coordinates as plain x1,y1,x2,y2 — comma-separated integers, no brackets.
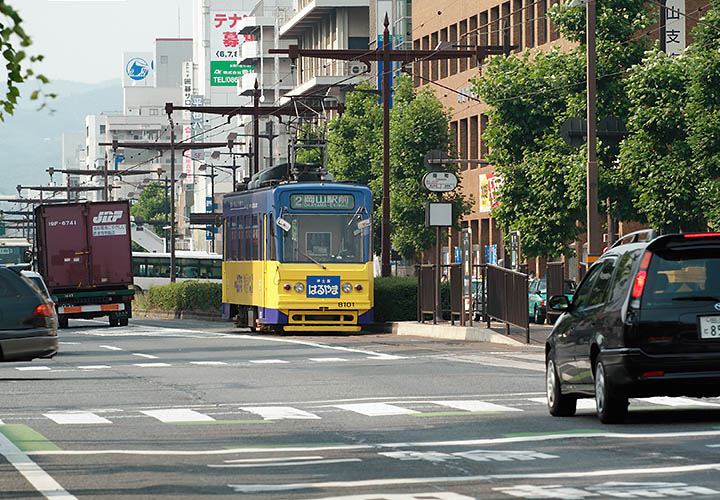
182,62,194,184
210,11,254,86
306,276,341,298
123,52,155,88
290,194,355,210
478,173,503,213
663,0,686,57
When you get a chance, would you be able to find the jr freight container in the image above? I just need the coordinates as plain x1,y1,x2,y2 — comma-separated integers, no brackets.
34,201,134,328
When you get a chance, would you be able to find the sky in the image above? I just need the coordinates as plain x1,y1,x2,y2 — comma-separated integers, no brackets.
15,0,194,84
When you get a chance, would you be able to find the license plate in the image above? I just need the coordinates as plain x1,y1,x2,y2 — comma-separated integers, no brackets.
306,276,340,298
699,315,720,339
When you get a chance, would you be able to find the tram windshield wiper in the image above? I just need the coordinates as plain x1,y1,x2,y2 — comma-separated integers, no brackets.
299,250,327,270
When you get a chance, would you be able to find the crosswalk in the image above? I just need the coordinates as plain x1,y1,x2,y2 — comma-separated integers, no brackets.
5,396,720,426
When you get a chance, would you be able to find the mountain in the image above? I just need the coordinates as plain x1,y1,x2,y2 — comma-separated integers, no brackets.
0,79,123,196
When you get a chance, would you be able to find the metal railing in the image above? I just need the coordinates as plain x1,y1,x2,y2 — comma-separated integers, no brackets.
484,264,530,343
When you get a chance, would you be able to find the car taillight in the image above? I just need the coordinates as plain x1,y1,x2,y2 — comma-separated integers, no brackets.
683,232,720,238
355,284,363,291
33,304,55,317
631,251,653,299
540,299,545,306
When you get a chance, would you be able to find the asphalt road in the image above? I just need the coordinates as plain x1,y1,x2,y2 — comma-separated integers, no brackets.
2,318,720,500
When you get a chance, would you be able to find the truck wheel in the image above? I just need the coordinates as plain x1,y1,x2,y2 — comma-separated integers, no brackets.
119,316,129,327
109,314,119,327
58,315,69,329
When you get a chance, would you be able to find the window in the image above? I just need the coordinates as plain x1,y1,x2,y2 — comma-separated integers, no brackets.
449,25,458,75
280,213,368,264
99,125,106,134
572,265,602,311
459,20,468,72
609,250,640,304
431,32,439,80
160,55,169,64
149,108,159,116
348,37,369,49
574,259,615,311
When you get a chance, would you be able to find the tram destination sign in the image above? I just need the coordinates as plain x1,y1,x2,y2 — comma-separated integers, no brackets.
290,193,354,210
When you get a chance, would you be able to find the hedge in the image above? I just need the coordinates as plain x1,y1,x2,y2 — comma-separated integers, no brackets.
136,277,450,322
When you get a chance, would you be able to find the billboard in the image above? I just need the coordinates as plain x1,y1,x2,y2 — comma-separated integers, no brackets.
478,173,503,213
123,52,155,87
210,11,254,86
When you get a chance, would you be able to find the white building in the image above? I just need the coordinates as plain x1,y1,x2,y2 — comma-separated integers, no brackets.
60,132,85,200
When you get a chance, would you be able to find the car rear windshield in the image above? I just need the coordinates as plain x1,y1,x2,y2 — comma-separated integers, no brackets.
642,247,720,306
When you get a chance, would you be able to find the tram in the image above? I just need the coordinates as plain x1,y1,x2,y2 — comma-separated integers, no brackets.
221,163,373,332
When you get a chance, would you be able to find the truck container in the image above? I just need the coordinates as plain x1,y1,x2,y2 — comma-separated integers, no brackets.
34,201,134,328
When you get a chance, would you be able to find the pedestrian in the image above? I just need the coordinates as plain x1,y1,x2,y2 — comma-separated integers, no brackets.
441,273,448,282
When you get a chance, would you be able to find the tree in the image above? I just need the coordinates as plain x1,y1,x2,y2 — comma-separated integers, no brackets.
327,74,470,259
474,0,654,258
130,181,168,236
1,1,54,120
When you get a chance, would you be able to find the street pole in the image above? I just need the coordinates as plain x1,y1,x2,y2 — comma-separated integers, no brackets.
169,112,177,283
164,178,169,253
103,153,110,201
210,165,215,253
381,18,392,278
586,0,602,267
253,80,260,177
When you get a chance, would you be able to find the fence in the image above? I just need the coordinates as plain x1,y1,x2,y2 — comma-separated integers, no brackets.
484,264,530,343
417,263,463,324
546,261,565,323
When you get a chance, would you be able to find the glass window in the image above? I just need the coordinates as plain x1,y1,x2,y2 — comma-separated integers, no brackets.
572,264,603,311
642,247,720,306
279,213,368,264
609,250,640,303
268,214,276,261
586,259,616,308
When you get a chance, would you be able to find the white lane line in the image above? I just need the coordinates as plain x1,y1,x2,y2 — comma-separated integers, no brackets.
308,357,348,362
211,458,361,468
227,462,720,493
641,396,720,407
99,345,123,351
59,342,79,345
431,400,523,412
222,456,324,464
333,403,419,416
43,412,111,425
249,359,289,364
141,409,215,423
234,334,404,360
132,363,171,368
0,419,5,425
240,406,321,420
77,365,111,370
16,366,51,371
28,444,371,456
190,361,228,366
0,432,77,500
131,353,158,359
529,397,597,410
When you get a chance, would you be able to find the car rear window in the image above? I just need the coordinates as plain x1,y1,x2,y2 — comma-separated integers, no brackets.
642,247,720,306
0,269,21,297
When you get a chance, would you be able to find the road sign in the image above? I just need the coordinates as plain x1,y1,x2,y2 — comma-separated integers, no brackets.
422,172,458,193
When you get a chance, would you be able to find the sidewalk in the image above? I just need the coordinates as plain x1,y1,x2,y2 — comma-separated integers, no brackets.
389,320,550,346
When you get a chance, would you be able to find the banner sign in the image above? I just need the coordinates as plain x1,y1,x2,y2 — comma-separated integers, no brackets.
210,11,254,86
478,173,503,213
663,0,686,57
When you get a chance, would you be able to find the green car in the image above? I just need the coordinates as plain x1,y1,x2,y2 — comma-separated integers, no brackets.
528,278,576,324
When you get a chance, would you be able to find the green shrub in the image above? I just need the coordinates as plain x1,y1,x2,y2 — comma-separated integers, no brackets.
373,276,417,322
145,281,222,312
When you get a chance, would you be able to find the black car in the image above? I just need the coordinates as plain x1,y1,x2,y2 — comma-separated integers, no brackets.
0,266,58,362
545,230,720,423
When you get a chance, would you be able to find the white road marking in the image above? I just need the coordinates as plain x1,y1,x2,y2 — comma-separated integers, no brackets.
222,455,323,463
211,458,361,468
58,342,79,345
307,493,474,500
131,353,158,359
333,403,419,416
240,406,321,420
642,396,720,407
227,463,720,493
16,366,51,371
140,409,215,423
99,345,123,351
190,361,228,366
249,359,289,364
529,397,597,410
132,363,171,368
28,444,372,456
43,412,111,425
0,432,77,500
431,400,523,412
308,357,348,362
77,365,111,370
0,419,5,424
235,334,404,360
437,353,544,372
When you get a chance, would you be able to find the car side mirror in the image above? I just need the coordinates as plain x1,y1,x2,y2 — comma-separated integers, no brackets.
548,294,571,312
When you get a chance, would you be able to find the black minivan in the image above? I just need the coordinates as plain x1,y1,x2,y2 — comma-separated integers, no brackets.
545,230,720,423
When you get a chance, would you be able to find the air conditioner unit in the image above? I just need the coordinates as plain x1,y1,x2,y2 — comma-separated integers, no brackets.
348,62,366,75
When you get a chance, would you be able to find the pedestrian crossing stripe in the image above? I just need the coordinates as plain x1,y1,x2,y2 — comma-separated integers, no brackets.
8,397,720,425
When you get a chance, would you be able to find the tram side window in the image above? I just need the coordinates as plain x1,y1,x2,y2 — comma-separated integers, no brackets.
229,218,237,261
268,214,276,261
251,214,259,260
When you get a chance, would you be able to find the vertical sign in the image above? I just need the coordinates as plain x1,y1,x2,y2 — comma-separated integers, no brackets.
182,62,194,184
663,0,686,57
211,11,254,86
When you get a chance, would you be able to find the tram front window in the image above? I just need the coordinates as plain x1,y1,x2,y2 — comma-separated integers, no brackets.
280,214,368,264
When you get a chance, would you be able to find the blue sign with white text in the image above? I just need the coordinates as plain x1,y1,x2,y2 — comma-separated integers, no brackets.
306,276,341,298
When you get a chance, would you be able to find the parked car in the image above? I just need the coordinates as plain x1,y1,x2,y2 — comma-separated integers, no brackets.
0,266,58,362
545,230,720,423
528,278,576,324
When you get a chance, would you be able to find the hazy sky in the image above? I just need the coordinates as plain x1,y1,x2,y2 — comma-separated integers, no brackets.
16,0,194,84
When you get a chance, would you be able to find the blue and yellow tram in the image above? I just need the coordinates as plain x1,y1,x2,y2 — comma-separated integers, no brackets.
221,180,373,332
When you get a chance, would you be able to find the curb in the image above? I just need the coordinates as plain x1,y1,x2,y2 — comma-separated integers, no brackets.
390,321,525,346
133,309,231,323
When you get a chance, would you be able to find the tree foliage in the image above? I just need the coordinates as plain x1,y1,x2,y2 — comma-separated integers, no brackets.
130,181,168,235
0,1,54,120
474,0,653,258
328,74,470,259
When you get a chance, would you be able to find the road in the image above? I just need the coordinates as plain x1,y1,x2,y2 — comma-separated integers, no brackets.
2,318,720,500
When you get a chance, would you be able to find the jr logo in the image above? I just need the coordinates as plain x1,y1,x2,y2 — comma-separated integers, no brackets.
92,211,123,224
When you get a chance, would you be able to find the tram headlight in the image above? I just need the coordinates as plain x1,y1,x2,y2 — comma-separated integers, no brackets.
355,283,363,291
294,282,305,293
342,282,353,293
283,283,292,291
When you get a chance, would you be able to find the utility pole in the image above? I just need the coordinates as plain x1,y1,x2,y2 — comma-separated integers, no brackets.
585,0,602,267
270,15,515,277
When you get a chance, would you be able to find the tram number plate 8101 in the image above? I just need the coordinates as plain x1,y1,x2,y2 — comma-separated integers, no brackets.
307,276,341,298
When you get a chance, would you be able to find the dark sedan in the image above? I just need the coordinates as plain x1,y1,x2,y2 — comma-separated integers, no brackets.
0,266,58,362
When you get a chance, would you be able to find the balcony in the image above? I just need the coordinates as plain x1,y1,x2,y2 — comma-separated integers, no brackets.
279,0,369,38
238,71,296,96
